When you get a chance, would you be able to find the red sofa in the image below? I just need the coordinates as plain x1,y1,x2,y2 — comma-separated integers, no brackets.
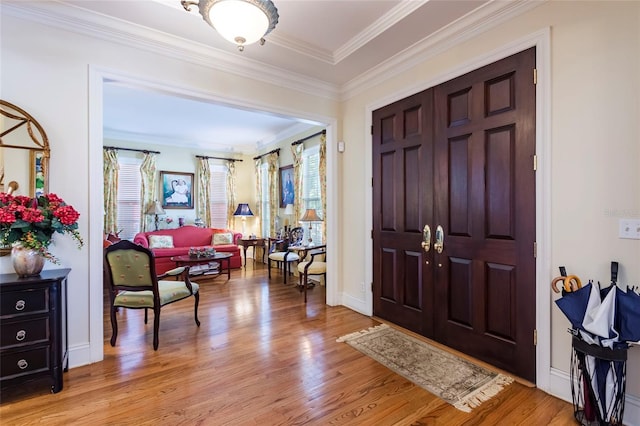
133,226,243,274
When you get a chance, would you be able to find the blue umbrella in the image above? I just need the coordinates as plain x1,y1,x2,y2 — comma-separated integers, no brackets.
555,281,592,331
615,286,640,343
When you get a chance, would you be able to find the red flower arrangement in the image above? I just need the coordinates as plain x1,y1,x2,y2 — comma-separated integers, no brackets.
0,192,83,263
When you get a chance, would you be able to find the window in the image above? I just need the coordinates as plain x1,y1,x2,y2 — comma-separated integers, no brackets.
116,157,142,240
208,162,228,229
301,145,322,244
259,162,270,238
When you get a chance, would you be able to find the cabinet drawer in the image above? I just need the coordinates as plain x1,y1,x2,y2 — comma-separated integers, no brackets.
0,288,48,316
0,317,50,349
0,346,50,379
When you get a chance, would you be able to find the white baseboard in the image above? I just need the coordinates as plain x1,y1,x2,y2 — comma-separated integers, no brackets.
340,292,369,316
68,343,93,369
549,367,639,425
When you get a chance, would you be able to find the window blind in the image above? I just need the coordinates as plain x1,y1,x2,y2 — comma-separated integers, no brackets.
116,157,142,240
208,162,228,229
301,146,323,244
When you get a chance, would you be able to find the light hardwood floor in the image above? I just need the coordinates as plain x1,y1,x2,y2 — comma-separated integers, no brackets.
0,263,575,425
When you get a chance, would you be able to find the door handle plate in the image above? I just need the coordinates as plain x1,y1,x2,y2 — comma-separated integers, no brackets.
434,225,444,254
421,225,431,252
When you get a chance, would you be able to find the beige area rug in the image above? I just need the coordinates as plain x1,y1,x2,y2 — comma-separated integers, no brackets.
337,323,514,413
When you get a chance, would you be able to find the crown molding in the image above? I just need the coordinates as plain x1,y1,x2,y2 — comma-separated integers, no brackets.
1,2,341,101
2,0,545,103
333,0,428,64
103,127,254,154
340,0,545,100
267,0,428,66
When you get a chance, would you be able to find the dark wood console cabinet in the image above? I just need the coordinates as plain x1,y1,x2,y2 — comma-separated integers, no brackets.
0,269,70,393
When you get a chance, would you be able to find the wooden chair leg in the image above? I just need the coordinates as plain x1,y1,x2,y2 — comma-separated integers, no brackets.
304,270,308,303
153,307,160,350
268,259,272,278
194,292,201,327
110,306,118,347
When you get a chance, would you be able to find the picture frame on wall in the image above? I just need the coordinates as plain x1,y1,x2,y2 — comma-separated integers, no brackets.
30,150,46,197
160,171,194,209
279,165,294,208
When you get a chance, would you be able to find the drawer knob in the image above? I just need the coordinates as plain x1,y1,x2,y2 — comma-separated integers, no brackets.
15,299,26,311
16,330,27,341
17,359,28,370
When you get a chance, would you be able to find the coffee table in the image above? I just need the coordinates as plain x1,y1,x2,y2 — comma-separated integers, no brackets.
171,252,233,280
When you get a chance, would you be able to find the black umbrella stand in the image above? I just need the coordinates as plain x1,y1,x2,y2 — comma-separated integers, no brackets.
570,336,628,426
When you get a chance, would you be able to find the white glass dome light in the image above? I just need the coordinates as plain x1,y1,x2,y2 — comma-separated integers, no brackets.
183,0,279,51
210,1,268,47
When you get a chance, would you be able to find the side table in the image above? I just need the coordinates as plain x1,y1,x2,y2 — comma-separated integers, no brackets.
238,238,266,267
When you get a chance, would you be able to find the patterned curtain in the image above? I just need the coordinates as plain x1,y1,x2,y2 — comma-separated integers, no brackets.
291,143,304,226
197,157,211,227
139,152,157,232
103,148,119,234
266,152,279,237
225,160,236,228
319,133,327,243
254,158,262,235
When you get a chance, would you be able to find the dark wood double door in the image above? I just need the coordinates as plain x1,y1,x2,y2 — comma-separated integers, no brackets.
372,48,536,382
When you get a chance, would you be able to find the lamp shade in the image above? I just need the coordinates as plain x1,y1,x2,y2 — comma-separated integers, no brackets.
284,203,294,215
299,208,322,222
146,200,165,215
233,203,254,216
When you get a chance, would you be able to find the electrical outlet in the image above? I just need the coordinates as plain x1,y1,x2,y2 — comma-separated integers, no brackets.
619,219,640,239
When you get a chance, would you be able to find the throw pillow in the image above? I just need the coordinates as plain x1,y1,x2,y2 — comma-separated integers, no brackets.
212,232,233,245
148,235,174,248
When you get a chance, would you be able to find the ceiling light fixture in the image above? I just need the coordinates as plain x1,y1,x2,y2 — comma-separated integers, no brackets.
181,0,279,52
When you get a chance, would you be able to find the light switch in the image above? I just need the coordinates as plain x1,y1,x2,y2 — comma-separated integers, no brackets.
619,218,640,239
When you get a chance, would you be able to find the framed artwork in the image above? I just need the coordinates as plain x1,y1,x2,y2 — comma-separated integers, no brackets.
30,150,47,197
160,171,194,209
279,165,294,208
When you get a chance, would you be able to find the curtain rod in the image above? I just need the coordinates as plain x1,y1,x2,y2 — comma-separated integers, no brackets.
252,148,280,160
104,146,161,154
195,155,243,162
291,129,326,146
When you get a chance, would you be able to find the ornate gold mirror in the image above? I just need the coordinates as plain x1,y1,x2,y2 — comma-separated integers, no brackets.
0,100,50,197
0,100,50,256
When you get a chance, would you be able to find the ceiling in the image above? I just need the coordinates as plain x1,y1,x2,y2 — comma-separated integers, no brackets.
5,0,525,154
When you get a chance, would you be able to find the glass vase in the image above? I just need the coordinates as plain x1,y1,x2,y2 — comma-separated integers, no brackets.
11,243,45,277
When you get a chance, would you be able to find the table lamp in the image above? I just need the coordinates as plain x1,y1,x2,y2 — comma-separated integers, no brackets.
145,200,165,231
233,203,254,236
299,208,322,247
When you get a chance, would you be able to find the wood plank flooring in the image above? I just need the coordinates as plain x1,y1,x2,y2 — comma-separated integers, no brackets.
0,264,575,425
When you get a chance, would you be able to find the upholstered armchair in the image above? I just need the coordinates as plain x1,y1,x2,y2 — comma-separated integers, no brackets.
267,227,304,284
103,240,200,350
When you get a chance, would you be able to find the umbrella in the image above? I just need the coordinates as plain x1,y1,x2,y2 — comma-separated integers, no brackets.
553,266,636,424
615,286,640,343
555,281,592,330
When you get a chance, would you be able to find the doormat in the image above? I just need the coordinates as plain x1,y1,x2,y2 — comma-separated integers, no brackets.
337,323,514,412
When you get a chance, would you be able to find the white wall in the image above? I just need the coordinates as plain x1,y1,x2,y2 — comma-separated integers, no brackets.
339,0,640,407
0,13,338,367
